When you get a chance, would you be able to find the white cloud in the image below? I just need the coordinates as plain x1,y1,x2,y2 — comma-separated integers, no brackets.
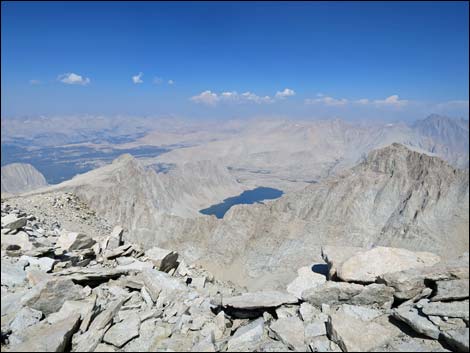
374,95,408,107
305,94,409,108
275,88,296,99
58,73,90,85
241,91,274,104
153,77,163,84
305,96,348,106
132,72,143,84
434,100,469,110
190,90,277,106
190,90,219,106
168,79,174,85
29,79,41,85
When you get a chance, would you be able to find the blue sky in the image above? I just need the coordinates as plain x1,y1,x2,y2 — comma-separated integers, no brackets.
1,1,469,120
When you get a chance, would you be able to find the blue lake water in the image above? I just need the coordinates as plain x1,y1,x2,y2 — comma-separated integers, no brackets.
1,144,169,185
199,187,284,219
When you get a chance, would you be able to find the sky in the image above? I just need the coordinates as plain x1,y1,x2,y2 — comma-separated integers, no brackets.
1,1,469,121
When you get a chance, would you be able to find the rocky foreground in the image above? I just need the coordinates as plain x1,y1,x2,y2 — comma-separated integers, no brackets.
1,195,469,352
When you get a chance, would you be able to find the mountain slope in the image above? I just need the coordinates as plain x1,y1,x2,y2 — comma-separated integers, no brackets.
20,144,468,291
1,163,48,194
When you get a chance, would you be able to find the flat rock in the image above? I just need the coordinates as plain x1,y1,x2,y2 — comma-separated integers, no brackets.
21,255,56,272
302,281,364,306
1,231,33,251
286,266,326,299
116,259,153,272
299,302,321,322
339,304,383,321
304,319,327,341
350,283,395,309
270,316,306,351
309,335,342,352
422,300,469,320
379,257,470,300
52,267,129,284
8,306,43,337
432,279,469,302
56,231,96,251
1,214,27,230
142,268,187,303
223,291,298,310
145,246,179,272
8,314,80,352
327,310,397,352
321,246,365,279
337,247,440,283
392,306,440,339
103,312,140,348
441,328,469,352
227,318,265,352
21,278,85,315
1,261,27,287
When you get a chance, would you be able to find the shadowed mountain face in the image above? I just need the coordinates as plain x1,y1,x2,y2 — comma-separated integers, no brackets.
1,163,48,194
23,144,468,290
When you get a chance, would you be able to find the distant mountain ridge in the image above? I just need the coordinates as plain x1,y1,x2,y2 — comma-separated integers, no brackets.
19,144,468,290
1,163,48,194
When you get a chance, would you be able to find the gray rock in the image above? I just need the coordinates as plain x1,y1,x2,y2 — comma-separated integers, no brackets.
309,336,342,352
103,312,140,348
8,307,43,340
286,266,326,299
104,244,133,259
191,333,216,352
327,310,397,352
21,278,85,315
299,302,321,322
223,291,298,310
142,268,187,303
432,279,469,302
428,315,467,332
116,259,153,272
379,258,469,300
145,246,179,272
21,255,57,272
227,318,265,352
8,314,80,352
107,226,124,250
1,261,27,287
56,231,96,251
337,247,440,283
1,231,33,251
441,328,469,352
350,283,395,309
392,307,440,339
189,276,206,289
321,246,365,279
422,300,469,320
94,343,117,352
269,316,306,351
73,297,127,352
339,304,383,321
1,214,27,230
304,319,327,340
302,281,364,307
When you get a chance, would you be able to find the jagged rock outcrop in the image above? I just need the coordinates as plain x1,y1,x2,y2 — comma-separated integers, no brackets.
1,163,48,194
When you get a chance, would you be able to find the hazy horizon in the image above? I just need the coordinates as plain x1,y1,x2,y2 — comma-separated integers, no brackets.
2,1,469,121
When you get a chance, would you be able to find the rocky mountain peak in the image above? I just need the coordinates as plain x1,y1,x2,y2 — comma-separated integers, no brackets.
358,143,457,179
